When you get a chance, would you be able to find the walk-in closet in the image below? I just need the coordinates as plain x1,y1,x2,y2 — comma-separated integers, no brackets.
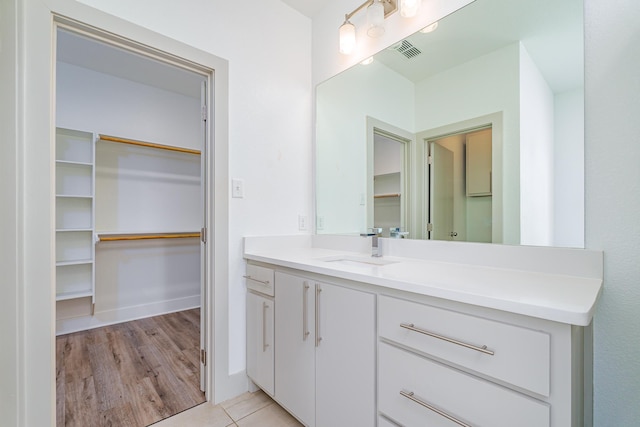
55,26,208,426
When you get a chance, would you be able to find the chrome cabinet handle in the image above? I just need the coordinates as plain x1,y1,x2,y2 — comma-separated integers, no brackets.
262,302,269,352
315,284,322,347
400,390,472,427
243,275,270,285
400,323,494,356
303,282,310,341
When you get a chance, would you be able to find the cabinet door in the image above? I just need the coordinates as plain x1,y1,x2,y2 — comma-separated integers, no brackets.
275,272,315,427
316,283,376,427
246,291,274,396
466,129,492,196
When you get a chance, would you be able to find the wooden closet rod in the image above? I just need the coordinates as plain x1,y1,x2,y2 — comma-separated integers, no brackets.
98,232,201,242
99,134,201,155
374,193,401,199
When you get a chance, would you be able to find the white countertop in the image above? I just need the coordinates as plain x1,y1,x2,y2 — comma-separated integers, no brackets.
244,243,603,326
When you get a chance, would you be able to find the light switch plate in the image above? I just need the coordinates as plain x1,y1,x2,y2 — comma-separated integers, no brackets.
232,179,244,198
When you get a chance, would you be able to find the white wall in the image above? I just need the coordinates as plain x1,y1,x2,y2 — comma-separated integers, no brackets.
57,62,202,149
554,87,584,248
316,61,414,234
73,0,313,377
519,44,555,246
415,44,519,243
585,0,640,424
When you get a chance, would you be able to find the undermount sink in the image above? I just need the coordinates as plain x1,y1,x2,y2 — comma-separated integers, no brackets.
319,255,399,267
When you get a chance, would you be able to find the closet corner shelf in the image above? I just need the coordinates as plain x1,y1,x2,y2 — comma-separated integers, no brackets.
56,259,94,267
98,134,201,156
55,159,93,167
56,290,94,302
374,193,401,199
56,194,93,199
96,231,201,242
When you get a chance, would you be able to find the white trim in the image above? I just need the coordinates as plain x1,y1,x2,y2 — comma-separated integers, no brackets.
416,112,504,243
366,117,416,238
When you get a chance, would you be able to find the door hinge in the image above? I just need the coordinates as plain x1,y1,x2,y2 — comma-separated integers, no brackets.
428,155,433,165
201,227,207,244
201,349,207,366
201,106,207,121
427,223,433,232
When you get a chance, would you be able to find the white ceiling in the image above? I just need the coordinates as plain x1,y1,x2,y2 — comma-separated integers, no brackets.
57,29,205,99
280,0,326,18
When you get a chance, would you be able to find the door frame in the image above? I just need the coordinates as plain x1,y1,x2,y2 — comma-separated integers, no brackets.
14,1,231,424
416,112,504,242
366,117,415,238
54,17,212,390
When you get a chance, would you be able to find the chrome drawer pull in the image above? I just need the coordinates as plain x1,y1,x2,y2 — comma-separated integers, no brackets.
262,302,269,352
303,282,310,341
400,390,472,427
243,275,270,285
400,323,495,356
315,284,322,347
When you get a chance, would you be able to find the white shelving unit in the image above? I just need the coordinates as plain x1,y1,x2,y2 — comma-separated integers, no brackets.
55,128,96,307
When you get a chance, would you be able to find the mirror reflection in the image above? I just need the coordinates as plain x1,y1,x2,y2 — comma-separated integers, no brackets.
316,0,584,248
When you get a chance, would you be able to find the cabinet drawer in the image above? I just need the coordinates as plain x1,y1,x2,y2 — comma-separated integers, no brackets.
245,264,275,296
379,342,550,427
379,295,550,396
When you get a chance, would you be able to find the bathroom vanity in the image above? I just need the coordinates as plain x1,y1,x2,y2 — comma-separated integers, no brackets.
244,235,602,427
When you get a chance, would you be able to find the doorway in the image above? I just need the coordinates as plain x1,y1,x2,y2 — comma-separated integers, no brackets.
366,118,413,238
426,126,493,243
54,22,211,425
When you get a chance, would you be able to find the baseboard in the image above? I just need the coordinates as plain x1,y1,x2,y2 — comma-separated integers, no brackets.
56,295,200,335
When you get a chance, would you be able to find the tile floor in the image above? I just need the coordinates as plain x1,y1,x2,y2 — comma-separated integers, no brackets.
151,390,303,427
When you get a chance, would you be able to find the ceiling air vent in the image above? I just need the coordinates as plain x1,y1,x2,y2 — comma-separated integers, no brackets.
391,39,422,59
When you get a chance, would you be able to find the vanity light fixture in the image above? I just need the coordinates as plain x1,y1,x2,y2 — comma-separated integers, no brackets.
339,18,357,54
400,0,421,17
419,21,439,33
367,0,386,37
339,0,400,54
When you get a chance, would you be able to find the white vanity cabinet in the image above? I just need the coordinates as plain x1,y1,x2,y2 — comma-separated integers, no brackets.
274,271,376,427
245,265,275,396
378,294,583,427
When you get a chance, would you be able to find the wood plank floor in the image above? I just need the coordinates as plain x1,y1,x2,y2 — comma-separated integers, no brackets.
56,309,205,427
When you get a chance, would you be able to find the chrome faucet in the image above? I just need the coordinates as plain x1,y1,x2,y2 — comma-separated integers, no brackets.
360,228,383,257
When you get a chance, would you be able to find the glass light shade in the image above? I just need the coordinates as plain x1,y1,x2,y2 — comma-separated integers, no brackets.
360,57,374,65
400,0,421,18
367,0,385,37
339,20,356,54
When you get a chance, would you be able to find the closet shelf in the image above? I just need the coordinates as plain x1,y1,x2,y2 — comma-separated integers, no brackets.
99,134,201,156
56,290,93,301
56,159,93,167
374,193,401,199
56,194,93,199
57,259,94,267
96,231,201,242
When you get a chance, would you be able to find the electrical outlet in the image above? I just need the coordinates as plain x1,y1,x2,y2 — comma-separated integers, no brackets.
360,193,366,205
298,215,308,231
317,216,325,230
